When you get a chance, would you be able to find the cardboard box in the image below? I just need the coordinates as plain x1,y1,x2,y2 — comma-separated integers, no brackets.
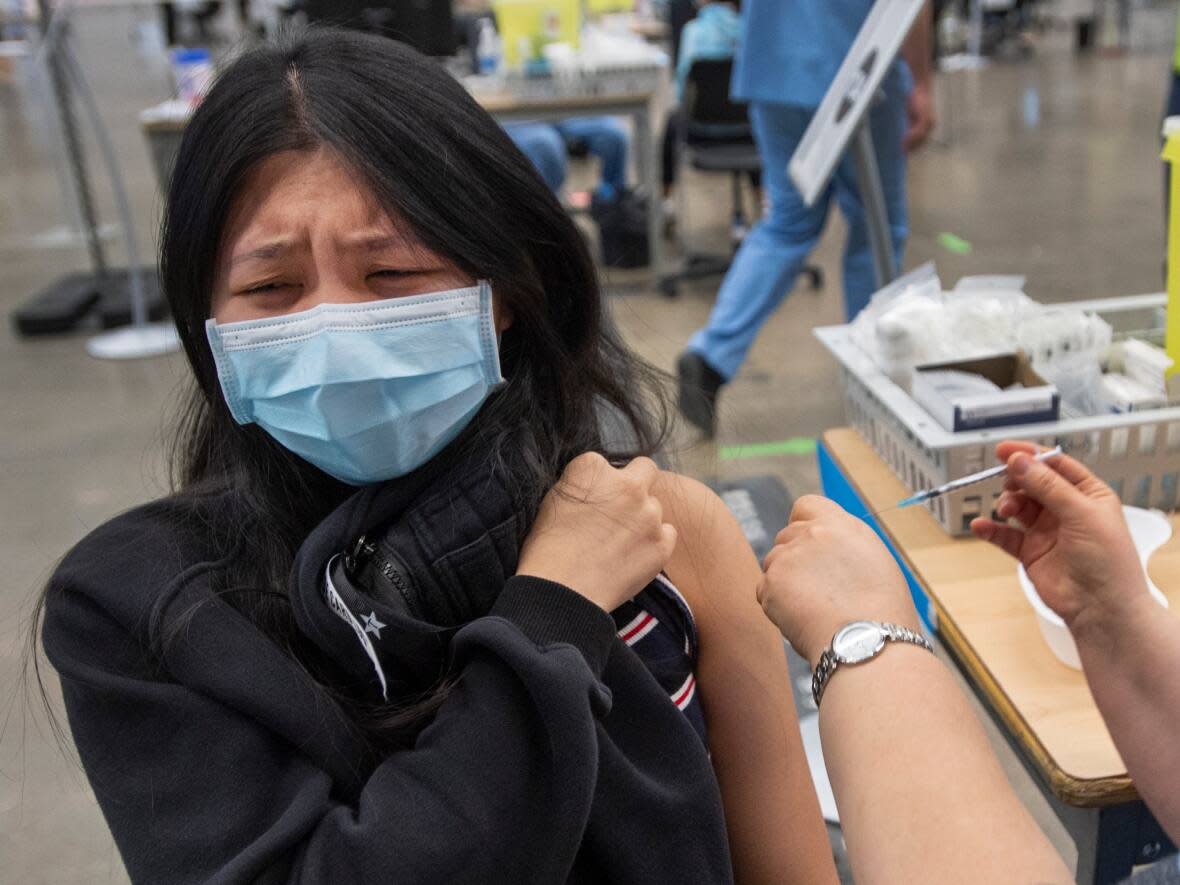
912,353,1060,433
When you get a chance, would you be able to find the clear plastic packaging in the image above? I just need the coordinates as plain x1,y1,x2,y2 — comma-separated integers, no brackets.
851,267,1113,415
1037,352,1110,418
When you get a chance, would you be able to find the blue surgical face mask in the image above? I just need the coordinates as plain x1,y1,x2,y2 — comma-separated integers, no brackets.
205,281,502,486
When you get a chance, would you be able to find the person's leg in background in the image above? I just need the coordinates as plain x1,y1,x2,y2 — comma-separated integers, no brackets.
734,168,765,242
831,86,909,320
661,108,683,197
661,108,684,234
503,123,568,193
747,167,764,213
678,101,832,435
554,117,628,200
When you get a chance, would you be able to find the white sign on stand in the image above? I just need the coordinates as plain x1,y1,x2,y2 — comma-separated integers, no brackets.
788,0,926,289
789,0,925,205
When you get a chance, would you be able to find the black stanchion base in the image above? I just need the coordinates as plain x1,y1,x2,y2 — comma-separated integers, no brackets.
707,472,793,561
11,267,165,337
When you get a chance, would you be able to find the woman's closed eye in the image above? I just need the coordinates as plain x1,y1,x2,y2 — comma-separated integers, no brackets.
367,267,447,281
240,279,298,295
366,266,460,296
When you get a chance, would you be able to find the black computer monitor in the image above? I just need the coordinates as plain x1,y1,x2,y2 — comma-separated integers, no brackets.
302,1,457,57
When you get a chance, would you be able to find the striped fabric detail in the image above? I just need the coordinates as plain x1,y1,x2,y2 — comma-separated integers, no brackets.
611,575,707,744
654,573,691,613
670,674,697,711
617,610,659,646
653,573,698,659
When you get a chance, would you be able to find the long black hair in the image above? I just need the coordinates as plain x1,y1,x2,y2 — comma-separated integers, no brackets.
116,28,666,750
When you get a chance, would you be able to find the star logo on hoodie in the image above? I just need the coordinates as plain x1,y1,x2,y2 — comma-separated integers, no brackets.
361,612,386,639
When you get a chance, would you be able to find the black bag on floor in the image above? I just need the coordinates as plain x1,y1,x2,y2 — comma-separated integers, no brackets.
591,190,650,269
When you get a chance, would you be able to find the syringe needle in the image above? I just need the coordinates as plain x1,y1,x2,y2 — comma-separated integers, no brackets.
890,445,1063,513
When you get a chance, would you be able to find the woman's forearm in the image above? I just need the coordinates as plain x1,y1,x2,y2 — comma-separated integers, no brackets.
1074,595,1180,844
819,644,1070,885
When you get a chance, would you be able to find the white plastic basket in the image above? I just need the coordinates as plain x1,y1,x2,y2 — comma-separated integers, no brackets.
815,293,1180,535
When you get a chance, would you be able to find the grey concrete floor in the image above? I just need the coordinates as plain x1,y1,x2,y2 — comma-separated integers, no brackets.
0,9,1172,883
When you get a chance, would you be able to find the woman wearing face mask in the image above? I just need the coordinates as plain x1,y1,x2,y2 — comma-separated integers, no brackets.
36,29,835,885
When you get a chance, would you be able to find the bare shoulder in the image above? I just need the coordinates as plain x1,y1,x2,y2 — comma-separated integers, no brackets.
653,470,722,525
653,471,762,612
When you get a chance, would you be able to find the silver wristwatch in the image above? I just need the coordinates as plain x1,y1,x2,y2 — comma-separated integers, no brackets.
811,620,933,708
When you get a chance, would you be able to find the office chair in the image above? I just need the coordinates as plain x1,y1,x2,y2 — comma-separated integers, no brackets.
659,58,823,298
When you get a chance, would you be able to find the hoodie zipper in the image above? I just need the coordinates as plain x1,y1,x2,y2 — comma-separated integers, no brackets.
344,533,418,616
344,534,376,575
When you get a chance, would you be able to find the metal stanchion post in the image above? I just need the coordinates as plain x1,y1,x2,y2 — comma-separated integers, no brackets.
850,118,897,290
35,0,105,276
11,0,177,358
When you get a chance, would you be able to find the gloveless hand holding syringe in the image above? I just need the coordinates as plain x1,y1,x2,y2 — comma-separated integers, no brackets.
873,446,1064,516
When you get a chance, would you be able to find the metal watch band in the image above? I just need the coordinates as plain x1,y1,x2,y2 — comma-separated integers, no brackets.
811,649,839,710
811,622,933,709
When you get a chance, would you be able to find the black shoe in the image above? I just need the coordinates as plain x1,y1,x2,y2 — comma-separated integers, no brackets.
677,350,725,438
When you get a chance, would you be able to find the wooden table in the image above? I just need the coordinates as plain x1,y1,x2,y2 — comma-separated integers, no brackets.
818,427,1179,884
141,81,664,277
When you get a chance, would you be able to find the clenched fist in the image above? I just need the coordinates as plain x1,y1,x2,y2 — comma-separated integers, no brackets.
517,453,677,613
758,495,920,665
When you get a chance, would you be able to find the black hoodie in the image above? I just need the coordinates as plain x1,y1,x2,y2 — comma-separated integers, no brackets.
42,460,734,884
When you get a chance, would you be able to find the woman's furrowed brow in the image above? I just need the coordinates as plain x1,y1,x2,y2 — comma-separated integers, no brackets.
340,231,421,254
226,232,426,267
229,241,298,266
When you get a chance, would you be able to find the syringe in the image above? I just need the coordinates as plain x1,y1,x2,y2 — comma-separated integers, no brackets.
895,445,1064,510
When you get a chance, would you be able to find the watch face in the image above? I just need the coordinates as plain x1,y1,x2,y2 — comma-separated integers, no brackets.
832,621,887,664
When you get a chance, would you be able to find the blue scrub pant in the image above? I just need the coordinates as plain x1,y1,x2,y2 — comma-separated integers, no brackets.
505,117,628,198
554,117,628,198
504,122,567,192
687,93,909,380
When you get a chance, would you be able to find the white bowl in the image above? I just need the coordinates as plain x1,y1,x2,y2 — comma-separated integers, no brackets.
1017,506,1172,670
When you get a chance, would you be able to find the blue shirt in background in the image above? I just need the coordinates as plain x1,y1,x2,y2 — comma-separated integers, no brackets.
675,2,742,102
730,0,912,108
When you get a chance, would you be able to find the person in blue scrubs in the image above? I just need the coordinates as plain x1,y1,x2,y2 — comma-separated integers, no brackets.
505,119,628,199
677,0,935,436
504,122,568,192
554,117,629,201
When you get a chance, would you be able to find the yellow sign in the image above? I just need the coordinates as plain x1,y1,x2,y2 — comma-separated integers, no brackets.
492,0,581,68
586,0,635,12
1163,129,1180,377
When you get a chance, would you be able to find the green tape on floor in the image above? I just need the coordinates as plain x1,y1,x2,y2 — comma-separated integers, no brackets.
937,231,973,255
719,438,817,460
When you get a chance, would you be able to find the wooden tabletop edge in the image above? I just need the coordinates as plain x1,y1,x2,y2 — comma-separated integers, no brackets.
819,428,1140,808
